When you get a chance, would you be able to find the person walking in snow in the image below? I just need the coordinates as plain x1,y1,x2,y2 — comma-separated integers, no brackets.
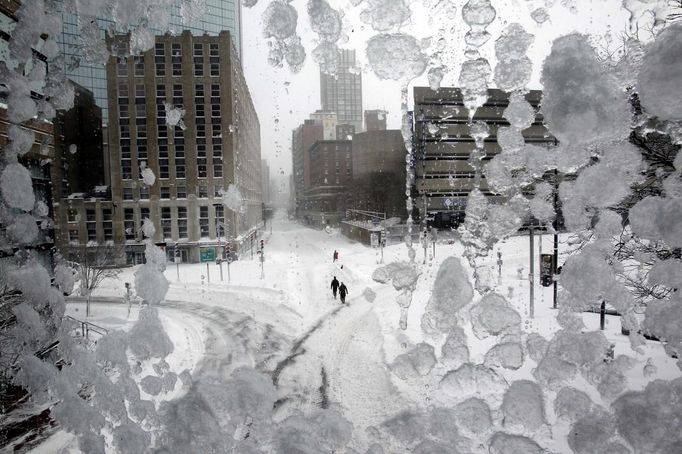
338,282,348,304
333,250,339,262
331,276,340,299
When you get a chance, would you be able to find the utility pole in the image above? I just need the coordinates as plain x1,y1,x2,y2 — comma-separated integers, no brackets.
259,239,265,279
174,242,180,281
553,169,560,310
529,227,535,319
216,216,224,282
226,241,231,283
431,228,437,259
206,262,210,283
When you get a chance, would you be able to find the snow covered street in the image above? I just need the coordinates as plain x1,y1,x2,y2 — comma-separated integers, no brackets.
31,215,679,453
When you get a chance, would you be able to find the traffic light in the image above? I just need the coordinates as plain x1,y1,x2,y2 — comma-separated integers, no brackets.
540,254,554,287
260,239,264,250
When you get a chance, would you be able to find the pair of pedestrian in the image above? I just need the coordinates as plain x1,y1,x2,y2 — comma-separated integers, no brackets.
330,276,348,304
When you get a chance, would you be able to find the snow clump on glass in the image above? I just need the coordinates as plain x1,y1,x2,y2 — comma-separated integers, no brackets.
638,24,682,120
366,33,428,81
1,162,36,211
494,24,534,92
359,0,411,32
540,34,630,145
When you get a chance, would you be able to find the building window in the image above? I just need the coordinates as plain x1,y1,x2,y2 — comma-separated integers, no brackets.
124,208,135,240
159,155,169,179
211,103,220,118
156,84,166,99
86,209,97,242
214,185,223,198
193,43,204,76
140,186,150,200
118,82,129,98
160,186,170,199
177,207,188,238
69,229,79,244
121,159,132,180
173,84,183,106
117,58,128,77
172,43,182,76
198,183,208,198
135,84,145,99
199,206,209,237
197,158,207,178
119,103,129,118
67,209,78,223
176,159,186,179
176,186,187,199
155,43,165,76
135,103,146,118
213,163,222,178
209,44,219,77
210,84,220,98
102,209,113,241
215,204,224,227
134,56,144,76
161,207,172,239
123,187,133,200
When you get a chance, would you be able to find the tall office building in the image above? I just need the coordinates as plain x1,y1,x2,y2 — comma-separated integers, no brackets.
320,49,362,132
103,30,261,264
291,119,323,216
58,0,242,120
413,87,556,228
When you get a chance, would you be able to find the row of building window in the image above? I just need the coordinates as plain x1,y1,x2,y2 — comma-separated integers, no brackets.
118,43,221,78
119,183,223,200
70,203,227,243
119,159,222,181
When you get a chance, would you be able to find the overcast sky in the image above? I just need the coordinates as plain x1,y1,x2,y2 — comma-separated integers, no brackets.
241,0,637,188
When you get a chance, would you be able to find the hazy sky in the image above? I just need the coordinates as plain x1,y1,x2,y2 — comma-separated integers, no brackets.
241,0,637,185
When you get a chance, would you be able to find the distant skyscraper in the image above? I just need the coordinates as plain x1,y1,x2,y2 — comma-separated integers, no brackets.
320,49,362,132
58,0,242,120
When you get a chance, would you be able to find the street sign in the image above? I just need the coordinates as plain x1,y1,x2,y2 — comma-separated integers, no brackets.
200,247,216,262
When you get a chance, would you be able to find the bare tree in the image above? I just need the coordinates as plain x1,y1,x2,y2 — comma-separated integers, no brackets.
66,245,122,317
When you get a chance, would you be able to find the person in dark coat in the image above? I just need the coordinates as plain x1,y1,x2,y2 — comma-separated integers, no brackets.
330,276,340,299
338,282,348,304
333,250,339,262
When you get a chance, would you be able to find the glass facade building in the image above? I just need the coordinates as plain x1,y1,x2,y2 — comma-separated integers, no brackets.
319,49,363,133
57,0,241,121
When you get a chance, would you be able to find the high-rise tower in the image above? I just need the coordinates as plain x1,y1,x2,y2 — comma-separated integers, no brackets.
319,49,363,132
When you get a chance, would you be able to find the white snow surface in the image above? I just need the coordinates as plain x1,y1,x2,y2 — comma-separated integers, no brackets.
28,219,682,453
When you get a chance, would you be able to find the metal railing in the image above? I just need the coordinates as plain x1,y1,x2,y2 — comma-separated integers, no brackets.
64,315,109,340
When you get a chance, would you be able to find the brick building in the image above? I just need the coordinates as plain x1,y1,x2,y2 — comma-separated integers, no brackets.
105,30,262,263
